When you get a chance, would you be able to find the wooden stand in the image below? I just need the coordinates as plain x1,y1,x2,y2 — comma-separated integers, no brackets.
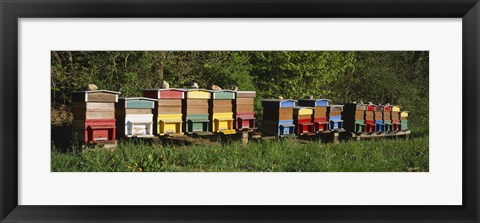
350,130,411,140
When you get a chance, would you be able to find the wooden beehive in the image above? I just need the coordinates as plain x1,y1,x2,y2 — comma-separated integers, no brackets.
364,104,377,132
71,90,120,144
115,97,156,137
143,88,185,136
262,99,296,136
342,103,368,133
327,104,344,131
382,104,393,132
182,89,212,135
374,105,385,132
210,90,236,134
298,99,331,132
234,91,256,130
400,111,409,130
391,105,402,131
293,106,315,135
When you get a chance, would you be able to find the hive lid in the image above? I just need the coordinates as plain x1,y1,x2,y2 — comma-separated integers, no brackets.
119,97,157,101
299,98,331,102
211,90,236,93
186,89,212,92
236,91,256,93
262,99,296,102
143,88,186,92
72,90,121,94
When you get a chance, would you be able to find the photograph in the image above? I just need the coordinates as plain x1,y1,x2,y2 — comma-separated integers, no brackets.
3,0,477,221
50,51,429,172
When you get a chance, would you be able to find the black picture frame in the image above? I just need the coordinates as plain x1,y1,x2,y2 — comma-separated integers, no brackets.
1,0,479,222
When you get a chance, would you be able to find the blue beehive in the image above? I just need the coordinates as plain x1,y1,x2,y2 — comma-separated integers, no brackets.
329,116,344,130
375,120,385,132
374,105,385,133
262,99,296,137
327,105,344,131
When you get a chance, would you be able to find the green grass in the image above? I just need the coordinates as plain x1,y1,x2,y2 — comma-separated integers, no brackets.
51,135,429,172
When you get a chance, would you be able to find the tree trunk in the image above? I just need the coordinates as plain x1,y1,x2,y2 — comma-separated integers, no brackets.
156,52,166,84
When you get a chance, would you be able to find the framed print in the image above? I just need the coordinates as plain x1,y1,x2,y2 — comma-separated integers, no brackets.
1,0,479,222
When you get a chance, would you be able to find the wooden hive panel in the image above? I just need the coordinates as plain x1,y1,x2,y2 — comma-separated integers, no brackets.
374,111,383,120
356,104,368,110
87,92,117,102
236,98,254,105
185,107,209,114
391,111,400,120
212,100,233,107
73,102,115,120
235,104,254,113
355,110,365,120
185,99,209,107
314,106,328,118
156,99,183,115
328,105,344,113
73,102,115,110
158,100,182,106
375,106,384,112
365,111,375,121
383,112,391,119
213,107,233,113
236,91,256,98
157,106,182,114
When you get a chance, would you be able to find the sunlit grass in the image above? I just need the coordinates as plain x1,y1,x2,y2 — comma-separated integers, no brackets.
51,135,428,172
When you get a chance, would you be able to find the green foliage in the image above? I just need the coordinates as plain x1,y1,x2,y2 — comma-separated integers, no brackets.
51,136,429,172
51,51,428,130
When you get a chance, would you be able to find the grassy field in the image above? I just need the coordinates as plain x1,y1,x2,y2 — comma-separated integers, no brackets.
51,133,429,172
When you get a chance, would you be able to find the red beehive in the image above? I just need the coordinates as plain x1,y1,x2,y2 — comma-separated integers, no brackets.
365,104,377,132
71,90,120,144
293,107,315,135
234,91,256,130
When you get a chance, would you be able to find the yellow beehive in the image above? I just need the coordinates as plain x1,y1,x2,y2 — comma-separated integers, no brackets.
187,90,211,99
157,114,183,135
212,112,235,134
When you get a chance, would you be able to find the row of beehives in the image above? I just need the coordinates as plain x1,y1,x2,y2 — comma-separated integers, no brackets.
261,99,409,137
71,89,256,144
